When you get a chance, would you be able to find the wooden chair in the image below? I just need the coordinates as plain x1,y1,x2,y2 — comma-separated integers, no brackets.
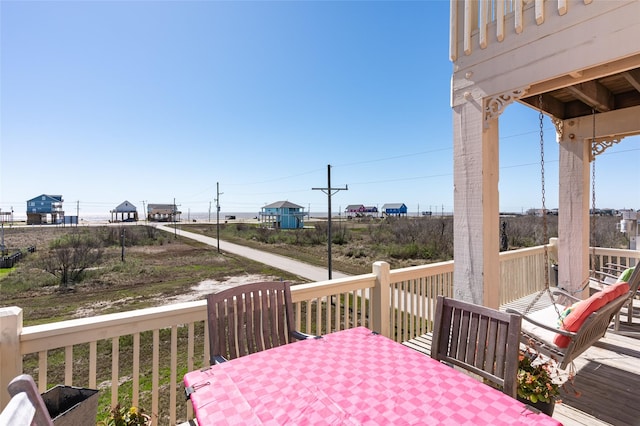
0,374,53,426
206,281,316,364
431,295,522,398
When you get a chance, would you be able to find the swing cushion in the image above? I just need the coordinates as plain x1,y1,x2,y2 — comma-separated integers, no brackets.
600,281,630,300
554,282,629,348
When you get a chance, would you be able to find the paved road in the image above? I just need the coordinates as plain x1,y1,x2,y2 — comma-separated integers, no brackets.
155,224,349,282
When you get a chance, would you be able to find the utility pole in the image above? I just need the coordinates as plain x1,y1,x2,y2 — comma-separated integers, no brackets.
215,182,223,253
174,197,177,239
141,201,147,223
209,201,212,222
121,228,126,262
76,201,79,227
312,164,348,280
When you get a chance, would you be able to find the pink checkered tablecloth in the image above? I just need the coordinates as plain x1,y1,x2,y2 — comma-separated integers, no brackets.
184,327,562,425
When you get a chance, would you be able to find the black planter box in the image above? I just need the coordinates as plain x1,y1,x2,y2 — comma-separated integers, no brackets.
41,385,99,425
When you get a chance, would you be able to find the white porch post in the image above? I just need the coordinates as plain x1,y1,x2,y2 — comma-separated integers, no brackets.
372,261,391,338
0,307,23,410
453,97,500,308
558,125,591,298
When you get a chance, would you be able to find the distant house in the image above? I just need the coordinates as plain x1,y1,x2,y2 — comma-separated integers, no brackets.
260,201,306,229
26,194,64,225
345,205,365,217
363,206,378,216
110,201,138,222
147,203,181,222
381,203,407,217
345,204,378,218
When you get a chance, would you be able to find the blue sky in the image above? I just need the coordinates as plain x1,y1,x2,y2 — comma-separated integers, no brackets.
1,1,638,218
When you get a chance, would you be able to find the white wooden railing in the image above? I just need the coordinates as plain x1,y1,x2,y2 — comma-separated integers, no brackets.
450,0,595,61
1,243,636,425
591,246,640,270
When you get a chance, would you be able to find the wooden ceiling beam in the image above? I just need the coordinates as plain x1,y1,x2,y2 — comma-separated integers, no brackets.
520,93,566,119
621,69,640,93
565,80,614,112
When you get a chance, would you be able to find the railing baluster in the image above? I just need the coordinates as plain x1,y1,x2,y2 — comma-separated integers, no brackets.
133,332,140,408
479,0,489,48
305,300,312,333
89,341,97,389
344,292,350,329
64,346,72,385
38,351,47,392
170,325,178,425
186,322,195,420
152,329,159,426
315,297,321,334
558,0,568,16
535,0,545,24
496,0,505,41
111,336,119,409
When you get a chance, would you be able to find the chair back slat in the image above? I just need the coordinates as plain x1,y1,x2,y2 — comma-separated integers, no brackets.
478,317,497,368
431,295,522,398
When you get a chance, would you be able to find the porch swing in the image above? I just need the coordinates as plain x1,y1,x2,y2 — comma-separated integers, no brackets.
506,97,639,369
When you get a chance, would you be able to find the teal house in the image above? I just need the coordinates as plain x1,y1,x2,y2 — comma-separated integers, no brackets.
260,201,306,229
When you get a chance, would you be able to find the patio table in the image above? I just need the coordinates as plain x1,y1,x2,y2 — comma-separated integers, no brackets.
184,326,562,425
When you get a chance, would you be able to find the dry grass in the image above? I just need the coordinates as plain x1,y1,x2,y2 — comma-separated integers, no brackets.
0,225,301,325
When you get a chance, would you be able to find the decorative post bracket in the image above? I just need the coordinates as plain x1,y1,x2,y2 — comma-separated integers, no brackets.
483,87,529,128
591,137,623,161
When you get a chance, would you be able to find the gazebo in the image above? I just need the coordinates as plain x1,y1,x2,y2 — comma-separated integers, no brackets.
110,201,138,223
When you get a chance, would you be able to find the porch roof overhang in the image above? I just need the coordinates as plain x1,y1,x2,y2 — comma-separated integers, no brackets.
520,59,640,122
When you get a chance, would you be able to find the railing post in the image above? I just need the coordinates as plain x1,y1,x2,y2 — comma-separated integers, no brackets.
372,261,391,338
548,237,558,263
0,306,23,410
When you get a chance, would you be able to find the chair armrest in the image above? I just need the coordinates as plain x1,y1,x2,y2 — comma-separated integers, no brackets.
591,270,619,281
291,330,322,341
551,289,581,303
603,263,628,273
505,308,577,338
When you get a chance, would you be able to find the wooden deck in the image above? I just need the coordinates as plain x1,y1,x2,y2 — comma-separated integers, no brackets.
403,294,640,426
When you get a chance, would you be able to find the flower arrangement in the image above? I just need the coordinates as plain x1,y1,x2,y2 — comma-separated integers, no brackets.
98,404,151,426
517,345,561,404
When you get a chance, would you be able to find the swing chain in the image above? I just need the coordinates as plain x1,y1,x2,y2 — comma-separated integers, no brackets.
590,109,598,272
524,95,555,314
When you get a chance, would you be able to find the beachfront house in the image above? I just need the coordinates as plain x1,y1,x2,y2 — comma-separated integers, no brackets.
345,204,379,218
451,0,640,308
25,194,64,225
110,201,139,223
344,204,365,217
147,203,181,222
364,206,378,216
259,201,306,229
381,203,407,217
